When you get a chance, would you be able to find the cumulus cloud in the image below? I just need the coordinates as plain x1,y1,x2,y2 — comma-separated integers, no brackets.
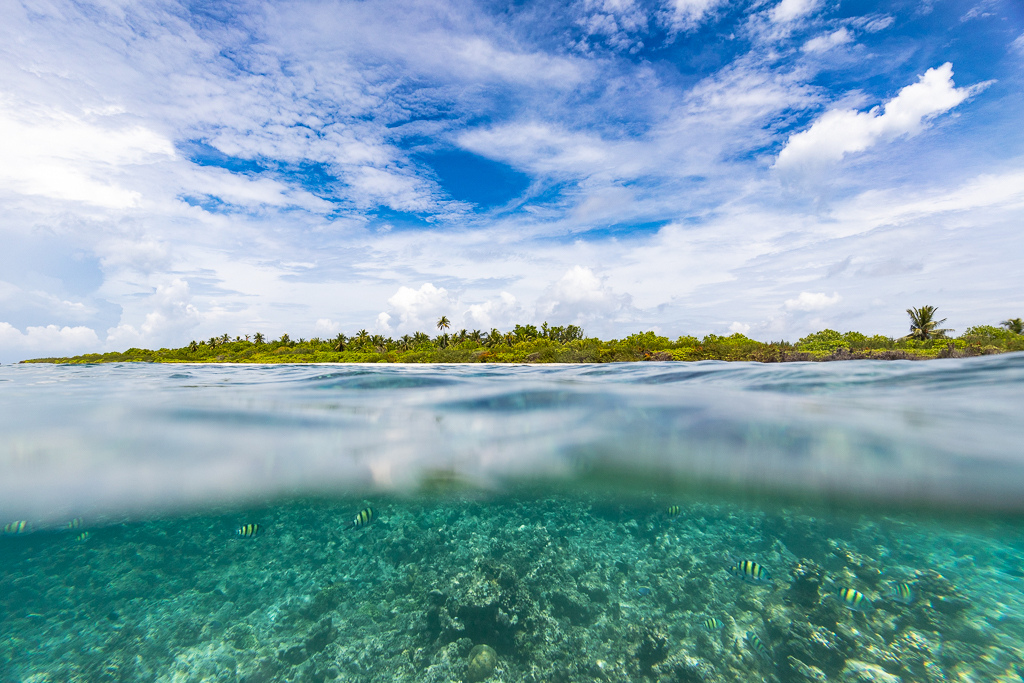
774,63,983,170
465,292,525,330
106,279,201,348
0,322,102,361
383,283,455,332
784,291,842,311
537,266,632,324
729,321,751,335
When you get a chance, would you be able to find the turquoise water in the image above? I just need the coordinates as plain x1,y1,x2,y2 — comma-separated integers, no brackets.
2,357,1024,682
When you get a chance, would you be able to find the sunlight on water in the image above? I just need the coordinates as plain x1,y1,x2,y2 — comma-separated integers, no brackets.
2,357,1024,682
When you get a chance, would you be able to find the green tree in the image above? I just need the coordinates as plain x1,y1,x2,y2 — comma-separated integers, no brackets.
332,333,348,351
254,332,265,345
279,333,291,344
1001,318,1023,334
399,334,412,351
189,341,198,352
905,306,952,340
436,316,451,333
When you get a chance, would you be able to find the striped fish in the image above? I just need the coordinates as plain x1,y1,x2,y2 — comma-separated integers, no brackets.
236,523,260,538
837,587,874,612
746,631,772,661
348,507,374,529
75,531,91,542
3,520,29,535
701,617,724,631
666,505,681,517
730,559,771,584
889,582,914,605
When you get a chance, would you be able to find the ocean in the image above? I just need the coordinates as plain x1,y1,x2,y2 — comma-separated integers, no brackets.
2,356,1023,682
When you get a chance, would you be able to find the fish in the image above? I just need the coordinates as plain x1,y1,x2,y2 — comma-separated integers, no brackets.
836,587,874,612
889,582,914,605
729,559,771,584
701,617,724,631
3,520,29,535
666,505,681,517
348,507,374,529
75,531,91,542
636,586,653,597
746,631,772,661
236,523,260,538
67,517,83,530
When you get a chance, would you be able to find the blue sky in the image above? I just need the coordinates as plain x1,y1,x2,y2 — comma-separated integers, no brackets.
1,0,1022,360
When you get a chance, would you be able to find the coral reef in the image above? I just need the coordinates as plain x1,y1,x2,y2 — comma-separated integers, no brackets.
2,495,1023,682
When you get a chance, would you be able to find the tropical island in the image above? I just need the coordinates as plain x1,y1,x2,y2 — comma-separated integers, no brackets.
20,307,1024,364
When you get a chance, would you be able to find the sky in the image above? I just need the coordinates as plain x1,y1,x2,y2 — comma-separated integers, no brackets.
1,0,1022,361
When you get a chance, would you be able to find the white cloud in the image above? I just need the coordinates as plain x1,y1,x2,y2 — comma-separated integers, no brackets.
771,0,821,23
106,279,200,347
729,321,751,334
314,318,343,336
384,283,455,332
537,266,632,323
0,322,102,361
774,63,982,170
784,291,842,311
0,99,173,208
661,0,726,32
802,28,853,53
465,292,524,330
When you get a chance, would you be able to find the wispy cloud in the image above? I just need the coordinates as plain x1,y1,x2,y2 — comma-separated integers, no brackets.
0,0,1021,361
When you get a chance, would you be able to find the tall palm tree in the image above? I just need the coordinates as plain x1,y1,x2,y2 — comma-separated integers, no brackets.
487,328,502,347
436,316,451,333
254,332,265,344
399,335,412,351
332,333,348,351
1001,318,1023,334
906,306,952,340
469,329,483,343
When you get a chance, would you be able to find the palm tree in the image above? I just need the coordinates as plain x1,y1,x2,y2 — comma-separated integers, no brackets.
220,333,231,344
436,316,450,333
1001,318,1023,335
399,335,412,351
254,332,265,345
370,334,387,353
487,328,502,347
469,329,483,343
189,341,198,352
905,306,952,340
332,333,348,351
437,332,450,349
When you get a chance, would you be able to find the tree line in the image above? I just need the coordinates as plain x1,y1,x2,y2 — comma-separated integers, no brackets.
21,307,1024,364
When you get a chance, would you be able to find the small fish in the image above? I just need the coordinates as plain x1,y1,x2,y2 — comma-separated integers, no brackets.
889,582,914,605
67,517,83,530
75,531,91,542
348,507,374,529
236,523,260,538
746,631,772,661
3,520,29,535
666,505,681,517
636,586,653,597
836,587,874,612
701,617,724,631
730,559,771,584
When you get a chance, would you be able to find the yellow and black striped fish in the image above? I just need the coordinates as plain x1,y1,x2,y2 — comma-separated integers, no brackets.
3,520,29,535
667,505,681,517
236,523,260,538
701,617,724,631
67,517,83,530
889,582,914,605
837,587,873,612
348,507,374,529
75,531,91,542
746,631,771,661
730,559,771,584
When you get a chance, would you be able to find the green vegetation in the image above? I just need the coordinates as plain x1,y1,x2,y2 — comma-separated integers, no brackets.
20,311,1024,364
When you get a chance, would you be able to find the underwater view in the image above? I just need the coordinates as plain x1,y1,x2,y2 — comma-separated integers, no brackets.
3,356,1024,683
